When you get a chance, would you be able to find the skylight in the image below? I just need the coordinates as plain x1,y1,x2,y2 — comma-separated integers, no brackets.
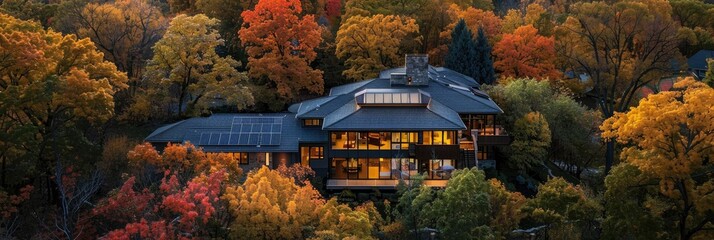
355,89,429,105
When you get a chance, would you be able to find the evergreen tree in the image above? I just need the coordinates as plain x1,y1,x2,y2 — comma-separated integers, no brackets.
474,27,496,85
445,19,478,80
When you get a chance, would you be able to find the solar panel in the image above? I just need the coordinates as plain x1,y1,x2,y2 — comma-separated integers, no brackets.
219,133,230,145
209,133,220,145
228,116,284,146
228,133,239,145
199,133,210,145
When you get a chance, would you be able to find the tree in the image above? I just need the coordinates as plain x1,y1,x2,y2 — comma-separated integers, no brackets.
556,0,683,172
126,142,243,181
509,112,551,172
240,0,324,101
424,168,494,239
487,179,527,239
485,79,600,178
669,0,714,29
494,25,560,80
501,9,524,34
703,59,714,87
601,78,714,240
0,13,128,190
95,170,227,239
223,166,377,239
430,4,501,65
336,14,420,80
0,0,56,27
523,177,602,239
145,14,253,118
445,19,478,81
58,0,166,90
474,27,496,85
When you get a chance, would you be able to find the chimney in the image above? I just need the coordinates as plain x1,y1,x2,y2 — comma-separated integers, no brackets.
391,54,429,86
405,54,429,85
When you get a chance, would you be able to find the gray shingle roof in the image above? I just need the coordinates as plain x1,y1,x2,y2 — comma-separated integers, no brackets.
688,50,714,70
145,113,325,152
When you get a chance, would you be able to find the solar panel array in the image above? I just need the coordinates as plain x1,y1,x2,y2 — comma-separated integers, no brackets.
197,117,283,146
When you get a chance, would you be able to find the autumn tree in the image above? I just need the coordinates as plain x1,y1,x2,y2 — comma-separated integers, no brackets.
126,142,243,182
240,0,324,102
342,0,451,57
0,13,127,191
494,25,560,80
556,0,683,172
601,78,714,240
336,14,420,80
0,0,56,27
57,0,166,90
501,9,524,34
224,166,377,239
95,170,227,239
145,14,253,118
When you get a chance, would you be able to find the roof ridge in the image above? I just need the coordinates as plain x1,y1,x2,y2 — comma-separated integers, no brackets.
145,119,188,141
322,103,360,129
426,100,467,129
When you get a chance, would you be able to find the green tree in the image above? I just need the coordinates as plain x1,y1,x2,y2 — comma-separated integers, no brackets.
144,14,253,118
524,177,602,239
445,19,478,81
474,27,496,85
424,168,494,239
485,79,600,177
509,112,551,172
703,59,714,87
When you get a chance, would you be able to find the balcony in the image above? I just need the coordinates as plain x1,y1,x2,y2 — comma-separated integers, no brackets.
326,179,447,190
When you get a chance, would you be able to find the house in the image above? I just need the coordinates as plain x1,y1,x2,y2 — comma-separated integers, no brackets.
145,54,511,189
687,49,714,79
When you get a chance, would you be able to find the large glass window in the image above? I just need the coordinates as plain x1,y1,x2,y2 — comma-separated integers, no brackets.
429,159,454,179
300,146,323,166
331,132,416,150
422,131,456,145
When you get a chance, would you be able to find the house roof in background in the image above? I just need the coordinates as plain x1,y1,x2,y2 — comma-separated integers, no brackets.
688,50,714,70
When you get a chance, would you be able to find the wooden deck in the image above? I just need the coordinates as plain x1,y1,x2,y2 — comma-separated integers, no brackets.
326,179,448,189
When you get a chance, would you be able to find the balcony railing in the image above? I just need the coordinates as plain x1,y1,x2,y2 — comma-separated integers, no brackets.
326,179,448,189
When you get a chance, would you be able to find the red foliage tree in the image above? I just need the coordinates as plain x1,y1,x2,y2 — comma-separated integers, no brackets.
493,25,561,80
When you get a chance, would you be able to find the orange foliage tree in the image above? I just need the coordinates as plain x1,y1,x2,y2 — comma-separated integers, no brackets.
127,142,243,181
493,25,560,80
239,0,324,101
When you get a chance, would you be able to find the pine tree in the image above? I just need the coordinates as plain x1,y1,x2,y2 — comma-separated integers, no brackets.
474,27,496,85
445,19,478,80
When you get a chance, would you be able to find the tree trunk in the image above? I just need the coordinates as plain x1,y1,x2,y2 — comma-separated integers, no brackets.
605,140,614,174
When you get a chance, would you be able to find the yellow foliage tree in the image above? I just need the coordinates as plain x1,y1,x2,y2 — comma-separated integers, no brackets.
0,13,127,182
145,14,253,118
336,14,420,80
224,166,377,239
601,78,714,240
